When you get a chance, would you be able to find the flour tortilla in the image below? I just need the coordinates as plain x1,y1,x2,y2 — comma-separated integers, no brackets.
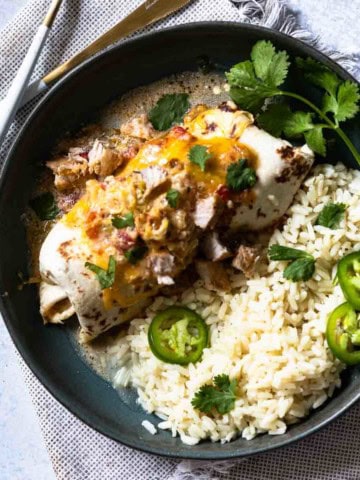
39,222,148,343
231,126,314,230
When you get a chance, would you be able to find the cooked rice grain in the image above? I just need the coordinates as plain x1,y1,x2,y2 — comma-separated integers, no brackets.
110,164,360,444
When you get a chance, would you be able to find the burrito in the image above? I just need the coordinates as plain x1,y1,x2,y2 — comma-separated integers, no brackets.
39,102,314,341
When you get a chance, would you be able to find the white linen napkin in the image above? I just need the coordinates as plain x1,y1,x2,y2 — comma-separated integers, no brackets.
1,1,360,479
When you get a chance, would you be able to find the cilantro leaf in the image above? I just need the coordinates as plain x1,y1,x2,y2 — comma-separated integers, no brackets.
85,256,116,289
315,202,346,229
29,192,59,221
296,57,340,96
283,257,315,282
226,59,277,111
322,93,338,118
260,106,314,138
229,86,273,111
213,374,233,391
226,61,277,111
304,127,326,156
226,159,256,192
148,93,190,131
226,60,257,88
258,104,309,137
251,40,289,87
191,374,237,415
333,81,360,122
112,212,134,229
124,244,148,265
259,104,326,155
166,188,180,208
282,111,314,137
268,245,312,261
226,41,289,111
250,41,276,82
188,145,212,171
257,103,292,137
297,58,360,123
268,245,315,282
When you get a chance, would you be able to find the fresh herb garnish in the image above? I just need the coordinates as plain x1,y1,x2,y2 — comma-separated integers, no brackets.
226,159,257,192
112,212,135,229
148,93,190,131
191,374,237,415
226,40,289,111
124,244,148,265
188,145,212,172
268,245,315,282
257,103,327,155
29,192,59,221
283,258,316,282
315,202,346,229
226,40,360,164
166,188,180,208
268,245,312,261
296,57,360,123
85,256,116,289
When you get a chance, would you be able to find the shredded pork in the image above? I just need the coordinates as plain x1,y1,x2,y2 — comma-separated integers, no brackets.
120,114,155,140
88,139,124,176
232,244,263,278
202,231,231,262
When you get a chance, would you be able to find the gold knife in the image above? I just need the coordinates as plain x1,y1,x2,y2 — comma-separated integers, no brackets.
20,0,193,107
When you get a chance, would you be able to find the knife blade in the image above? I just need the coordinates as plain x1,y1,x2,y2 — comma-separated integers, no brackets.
17,0,193,108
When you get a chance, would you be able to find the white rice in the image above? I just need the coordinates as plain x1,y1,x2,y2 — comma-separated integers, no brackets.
141,420,157,435
109,163,360,444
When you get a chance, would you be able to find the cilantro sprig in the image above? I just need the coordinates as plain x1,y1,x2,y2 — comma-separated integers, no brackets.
268,245,315,282
188,145,212,171
191,374,237,415
315,202,346,229
85,256,116,289
226,159,257,192
149,93,190,131
226,40,360,164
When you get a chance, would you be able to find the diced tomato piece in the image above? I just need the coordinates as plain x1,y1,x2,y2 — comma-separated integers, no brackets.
86,224,100,239
171,126,187,136
86,211,97,222
216,185,230,202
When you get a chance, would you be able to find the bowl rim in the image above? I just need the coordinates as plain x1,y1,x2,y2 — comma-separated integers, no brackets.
1,21,360,460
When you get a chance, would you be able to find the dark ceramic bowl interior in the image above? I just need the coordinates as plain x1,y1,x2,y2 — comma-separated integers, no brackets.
1,22,360,460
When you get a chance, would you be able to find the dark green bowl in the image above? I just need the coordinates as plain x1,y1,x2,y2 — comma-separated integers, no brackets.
1,22,360,460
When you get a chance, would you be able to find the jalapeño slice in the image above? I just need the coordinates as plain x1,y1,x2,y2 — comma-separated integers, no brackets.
148,306,208,365
337,251,360,310
326,302,360,365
